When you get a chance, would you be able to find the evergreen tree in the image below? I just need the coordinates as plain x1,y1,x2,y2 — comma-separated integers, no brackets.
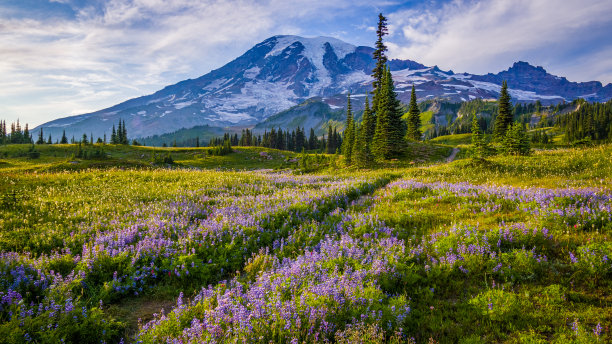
60,130,68,144
502,122,530,155
82,133,88,144
118,121,123,143
122,120,128,144
308,128,317,150
493,81,513,140
326,125,334,154
405,86,422,141
47,134,52,144
23,124,31,143
0,120,5,144
36,128,45,144
371,13,388,100
352,123,372,168
341,93,355,165
362,96,375,144
111,125,117,144
471,116,489,158
352,97,374,167
333,127,341,154
372,67,406,159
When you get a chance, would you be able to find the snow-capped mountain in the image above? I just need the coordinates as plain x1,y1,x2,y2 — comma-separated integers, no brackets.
36,35,612,140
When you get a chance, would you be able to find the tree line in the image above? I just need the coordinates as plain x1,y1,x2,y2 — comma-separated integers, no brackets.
0,120,132,146
0,120,33,144
557,100,612,143
208,126,343,154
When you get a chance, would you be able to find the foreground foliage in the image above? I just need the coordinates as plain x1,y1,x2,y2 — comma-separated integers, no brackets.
0,144,610,343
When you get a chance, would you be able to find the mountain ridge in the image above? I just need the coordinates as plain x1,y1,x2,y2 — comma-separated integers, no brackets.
35,35,612,141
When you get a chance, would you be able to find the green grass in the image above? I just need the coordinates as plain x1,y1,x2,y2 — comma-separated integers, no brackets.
429,133,473,146
406,144,612,188
419,110,435,133
1,142,610,343
0,144,297,173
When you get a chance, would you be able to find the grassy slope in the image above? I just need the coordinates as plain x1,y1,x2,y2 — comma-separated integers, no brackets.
0,140,454,174
429,133,473,146
0,144,298,173
361,150,612,342
2,142,610,342
401,110,435,135
406,144,612,189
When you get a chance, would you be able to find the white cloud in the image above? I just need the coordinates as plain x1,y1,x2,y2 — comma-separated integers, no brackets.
0,0,367,126
387,0,612,83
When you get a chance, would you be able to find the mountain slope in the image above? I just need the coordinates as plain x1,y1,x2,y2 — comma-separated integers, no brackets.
254,97,345,135
35,35,612,141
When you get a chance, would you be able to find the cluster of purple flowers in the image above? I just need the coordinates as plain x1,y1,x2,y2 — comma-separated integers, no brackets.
137,213,408,343
135,176,612,342
387,179,612,232
0,172,386,339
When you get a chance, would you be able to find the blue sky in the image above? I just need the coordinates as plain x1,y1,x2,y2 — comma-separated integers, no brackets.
1,0,612,126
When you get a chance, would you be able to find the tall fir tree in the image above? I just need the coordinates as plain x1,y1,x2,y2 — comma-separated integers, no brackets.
326,125,334,154
352,123,372,168
111,125,118,144
121,120,128,144
502,122,530,156
372,70,390,159
0,120,5,144
493,81,513,140
60,130,68,144
117,121,123,144
36,128,45,144
23,124,31,144
353,96,374,167
333,127,341,154
371,13,388,104
341,93,355,165
362,96,376,143
308,128,317,150
372,67,406,159
47,134,52,144
471,115,489,158
405,86,422,141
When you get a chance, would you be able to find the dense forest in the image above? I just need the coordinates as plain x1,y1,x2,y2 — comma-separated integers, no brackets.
208,126,342,153
557,100,612,142
0,120,33,144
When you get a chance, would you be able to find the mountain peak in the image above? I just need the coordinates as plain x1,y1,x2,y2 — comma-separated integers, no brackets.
508,61,547,74
35,37,612,140
263,35,357,60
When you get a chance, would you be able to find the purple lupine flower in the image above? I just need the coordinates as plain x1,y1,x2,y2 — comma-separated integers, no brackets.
593,322,602,337
572,318,580,336
569,252,578,264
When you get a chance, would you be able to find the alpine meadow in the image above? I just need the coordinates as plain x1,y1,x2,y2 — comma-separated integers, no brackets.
1,3,612,344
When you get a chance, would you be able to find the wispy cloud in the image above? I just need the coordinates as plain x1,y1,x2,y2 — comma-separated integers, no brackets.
387,0,612,84
0,0,373,125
